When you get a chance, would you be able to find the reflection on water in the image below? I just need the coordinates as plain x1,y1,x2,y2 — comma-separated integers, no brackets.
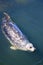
0,0,43,65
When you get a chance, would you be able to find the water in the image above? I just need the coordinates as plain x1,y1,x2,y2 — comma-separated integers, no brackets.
0,0,43,65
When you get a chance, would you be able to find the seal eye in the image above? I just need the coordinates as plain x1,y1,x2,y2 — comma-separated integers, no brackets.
30,46,32,49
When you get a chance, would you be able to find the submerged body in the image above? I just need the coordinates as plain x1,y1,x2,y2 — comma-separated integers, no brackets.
1,12,36,52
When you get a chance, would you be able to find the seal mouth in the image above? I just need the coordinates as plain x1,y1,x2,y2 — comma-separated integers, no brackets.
30,47,36,52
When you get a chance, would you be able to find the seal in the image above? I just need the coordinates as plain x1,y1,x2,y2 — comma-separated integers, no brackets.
1,12,36,52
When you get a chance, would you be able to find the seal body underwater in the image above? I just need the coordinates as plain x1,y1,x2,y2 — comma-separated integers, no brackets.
1,12,36,52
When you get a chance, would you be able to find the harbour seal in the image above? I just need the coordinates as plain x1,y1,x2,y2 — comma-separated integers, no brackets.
1,12,36,52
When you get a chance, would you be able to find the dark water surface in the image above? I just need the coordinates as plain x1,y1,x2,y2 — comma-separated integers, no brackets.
0,0,43,65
